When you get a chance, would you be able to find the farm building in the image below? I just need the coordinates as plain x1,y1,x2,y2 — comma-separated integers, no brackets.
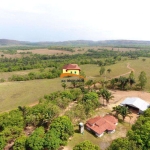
120,97,150,114
86,115,118,137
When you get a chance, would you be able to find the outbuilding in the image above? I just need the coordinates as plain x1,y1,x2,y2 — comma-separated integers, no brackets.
120,97,150,114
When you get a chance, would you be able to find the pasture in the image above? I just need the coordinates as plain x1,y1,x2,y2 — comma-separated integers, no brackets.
0,55,150,112
0,78,63,112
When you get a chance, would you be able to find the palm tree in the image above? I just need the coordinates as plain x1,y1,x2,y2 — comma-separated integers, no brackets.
112,105,131,121
118,76,128,90
105,90,114,104
99,88,113,105
99,88,106,106
120,106,131,121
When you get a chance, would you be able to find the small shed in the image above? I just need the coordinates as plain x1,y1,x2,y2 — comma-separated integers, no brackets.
121,97,150,114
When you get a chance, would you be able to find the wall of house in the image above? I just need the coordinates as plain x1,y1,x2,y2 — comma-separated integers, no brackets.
63,69,80,75
107,129,115,134
95,132,104,137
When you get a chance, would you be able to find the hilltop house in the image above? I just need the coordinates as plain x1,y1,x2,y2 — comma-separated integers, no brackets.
86,115,118,137
62,64,81,75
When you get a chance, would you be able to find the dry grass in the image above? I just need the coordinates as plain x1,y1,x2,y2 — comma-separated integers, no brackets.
0,78,63,112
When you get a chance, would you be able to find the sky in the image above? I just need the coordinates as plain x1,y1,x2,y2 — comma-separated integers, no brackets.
0,0,150,42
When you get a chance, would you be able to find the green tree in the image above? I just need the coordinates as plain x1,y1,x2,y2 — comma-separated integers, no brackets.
138,71,147,89
0,136,6,150
85,79,93,91
107,68,111,74
83,92,100,115
13,136,26,150
104,90,114,105
61,82,67,90
110,79,116,89
73,140,100,150
118,76,128,90
26,127,45,150
49,116,74,145
107,138,142,150
128,71,135,88
99,66,105,76
44,129,61,150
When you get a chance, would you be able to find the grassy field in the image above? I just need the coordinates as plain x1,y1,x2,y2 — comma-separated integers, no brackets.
0,57,150,112
0,78,63,112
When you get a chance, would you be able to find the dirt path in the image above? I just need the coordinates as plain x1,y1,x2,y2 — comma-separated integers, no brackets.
111,63,135,79
59,101,77,117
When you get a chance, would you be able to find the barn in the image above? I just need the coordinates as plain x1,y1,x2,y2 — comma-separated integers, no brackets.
120,97,150,114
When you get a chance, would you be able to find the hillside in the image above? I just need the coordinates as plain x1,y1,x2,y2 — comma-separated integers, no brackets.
1,39,150,47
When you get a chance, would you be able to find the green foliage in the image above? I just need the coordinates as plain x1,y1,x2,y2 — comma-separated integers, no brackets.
107,138,142,150
61,82,67,90
44,129,61,150
26,127,45,150
112,105,131,121
138,71,147,89
99,88,114,105
127,108,150,149
0,110,24,128
83,92,100,115
9,69,61,81
13,136,26,150
50,116,74,145
0,136,6,150
0,126,22,142
73,140,100,150
25,103,59,127
99,66,105,76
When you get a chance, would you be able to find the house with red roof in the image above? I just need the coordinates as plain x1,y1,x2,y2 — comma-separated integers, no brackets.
86,115,118,137
62,64,81,75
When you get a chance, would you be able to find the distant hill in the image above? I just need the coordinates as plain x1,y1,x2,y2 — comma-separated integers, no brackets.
1,39,150,47
0,39,29,46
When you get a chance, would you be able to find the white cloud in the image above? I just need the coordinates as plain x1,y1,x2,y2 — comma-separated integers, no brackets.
0,0,150,41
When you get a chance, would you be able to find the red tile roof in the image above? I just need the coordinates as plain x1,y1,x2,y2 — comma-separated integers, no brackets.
86,115,118,135
62,64,80,70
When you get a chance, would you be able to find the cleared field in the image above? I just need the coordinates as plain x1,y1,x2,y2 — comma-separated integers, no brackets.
80,62,130,80
17,49,72,55
0,78,63,112
125,57,150,90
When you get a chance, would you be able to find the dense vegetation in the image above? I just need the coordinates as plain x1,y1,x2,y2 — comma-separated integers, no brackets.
108,108,150,150
0,86,102,149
